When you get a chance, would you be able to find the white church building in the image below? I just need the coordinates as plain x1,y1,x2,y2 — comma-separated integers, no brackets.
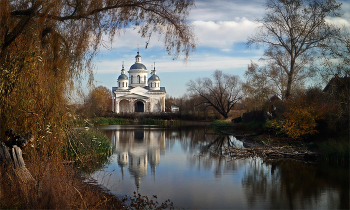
112,51,166,113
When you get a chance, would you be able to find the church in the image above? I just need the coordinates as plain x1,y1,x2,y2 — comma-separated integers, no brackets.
112,51,166,113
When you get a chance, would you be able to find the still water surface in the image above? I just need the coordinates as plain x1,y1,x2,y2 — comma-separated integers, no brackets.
91,125,349,209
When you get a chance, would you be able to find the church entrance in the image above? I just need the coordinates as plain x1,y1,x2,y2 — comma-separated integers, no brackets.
119,99,130,113
135,101,144,112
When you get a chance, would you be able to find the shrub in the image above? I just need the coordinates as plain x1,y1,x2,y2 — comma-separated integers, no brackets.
265,88,340,139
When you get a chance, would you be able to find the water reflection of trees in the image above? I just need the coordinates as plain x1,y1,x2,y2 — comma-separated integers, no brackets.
161,128,349,209
184,134,246,178
242,159,349,209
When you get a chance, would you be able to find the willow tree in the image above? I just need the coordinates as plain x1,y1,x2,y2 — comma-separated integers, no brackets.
247,0,342,99
0,0,195,141
187,70,242,119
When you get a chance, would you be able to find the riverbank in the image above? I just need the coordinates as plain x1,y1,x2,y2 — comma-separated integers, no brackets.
219,129,349,164
220,130,318,161
75,117,212,127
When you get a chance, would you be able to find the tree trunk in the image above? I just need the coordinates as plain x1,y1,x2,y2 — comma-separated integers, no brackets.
1,130,36,184
285,57,296,99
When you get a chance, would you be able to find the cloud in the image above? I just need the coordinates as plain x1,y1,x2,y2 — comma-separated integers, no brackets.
189,0,266,21
97,18,259,54
326,17,350,29
192,19,259,49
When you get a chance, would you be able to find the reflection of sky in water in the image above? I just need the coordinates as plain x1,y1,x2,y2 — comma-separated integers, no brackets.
92,125,349,210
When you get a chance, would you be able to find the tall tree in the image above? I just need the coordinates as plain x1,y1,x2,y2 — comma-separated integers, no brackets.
243,61,278,110
247,0,342,99
187,70,242,119
0,0,195,139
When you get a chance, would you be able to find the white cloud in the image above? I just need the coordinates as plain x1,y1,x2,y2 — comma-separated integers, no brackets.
193,19,259,49
98,28,164,50
189,0,265,22
326,17,350,29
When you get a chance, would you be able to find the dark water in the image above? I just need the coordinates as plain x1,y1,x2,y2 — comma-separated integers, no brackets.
91,125,349,209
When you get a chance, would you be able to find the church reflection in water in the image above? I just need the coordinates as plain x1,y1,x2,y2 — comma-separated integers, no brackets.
111,128,165,189
98,126,348,209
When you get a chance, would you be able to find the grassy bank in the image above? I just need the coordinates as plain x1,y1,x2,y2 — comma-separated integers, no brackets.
142,118,185,126
0,127,119,209
64,128,112,173
74,117,132,126
75,117,188,127
104,112,221,121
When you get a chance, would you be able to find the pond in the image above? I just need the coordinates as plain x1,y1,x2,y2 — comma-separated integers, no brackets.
90,125,349,209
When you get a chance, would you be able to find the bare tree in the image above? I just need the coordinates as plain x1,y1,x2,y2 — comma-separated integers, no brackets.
247,0,342,99
243,61,277,110
187,70,242,119
320,28,350,82
244,59,306,106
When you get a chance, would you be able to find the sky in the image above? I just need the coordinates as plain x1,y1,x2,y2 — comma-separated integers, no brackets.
91,0,350,98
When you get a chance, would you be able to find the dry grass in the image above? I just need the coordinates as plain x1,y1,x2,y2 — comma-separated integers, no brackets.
0,159,124,209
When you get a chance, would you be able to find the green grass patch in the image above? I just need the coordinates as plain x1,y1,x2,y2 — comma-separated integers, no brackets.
142,118,185,126
92,117,131,125
210,120,232,127
64,128,112,173
227,120,265,134
210,120,233,134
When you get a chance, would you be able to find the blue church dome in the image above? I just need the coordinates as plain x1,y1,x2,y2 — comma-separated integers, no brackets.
118,74,128,80
148,74,160,81
130,63,147,70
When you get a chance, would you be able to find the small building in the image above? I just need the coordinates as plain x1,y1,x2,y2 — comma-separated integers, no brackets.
171,106,179,113
323,76,350,95
112,51,166,113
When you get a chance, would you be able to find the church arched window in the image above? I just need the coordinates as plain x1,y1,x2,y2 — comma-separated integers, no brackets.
137,75,140,83
131,75,133,84
126,82,128,87
150,83,152,87
144,75,146,83
123,82,124,87
119,82,120,87
158,83,159,87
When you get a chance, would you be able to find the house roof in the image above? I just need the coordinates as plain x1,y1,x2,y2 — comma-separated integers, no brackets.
323,76,350,92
